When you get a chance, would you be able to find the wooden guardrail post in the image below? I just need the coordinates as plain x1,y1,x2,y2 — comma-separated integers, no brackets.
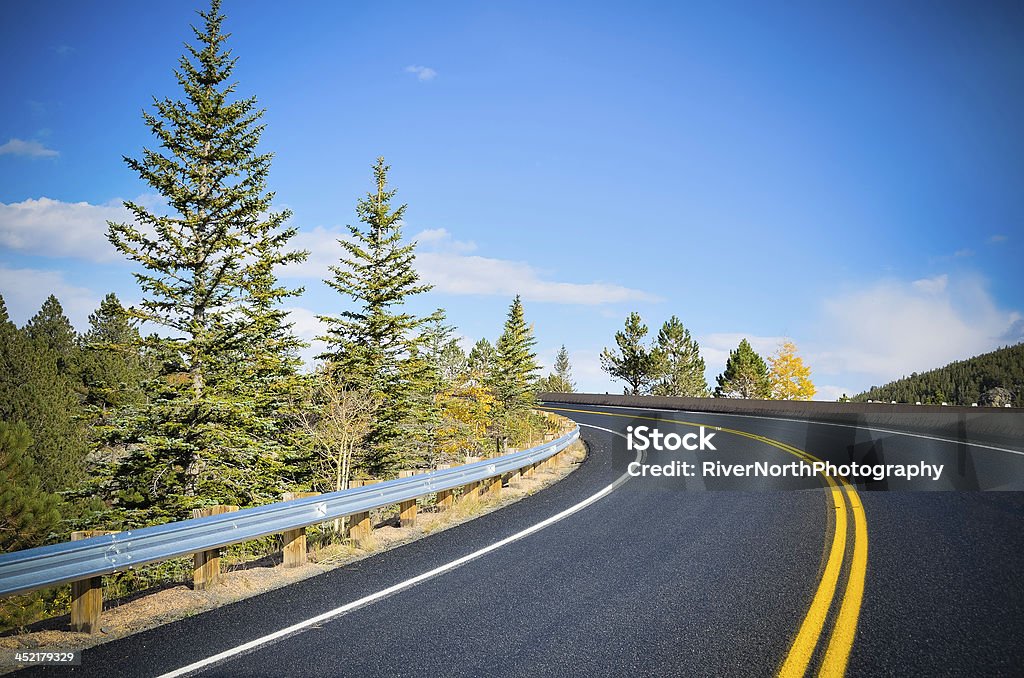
435,465,454,510
281,492,321,568
397,470,419,527
460,456,483,503
70,530,118,634
347,480,374,546
191,505,239,590
489,473,502,497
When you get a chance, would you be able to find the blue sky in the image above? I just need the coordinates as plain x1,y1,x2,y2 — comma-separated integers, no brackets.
1,0,1022,398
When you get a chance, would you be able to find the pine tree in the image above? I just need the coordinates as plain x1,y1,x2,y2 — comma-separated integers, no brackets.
104,0,306,521
714,339,771,398
318,157,435,475
78,293,148,414
467,338,497,380
0,421,61,553
24,295,79,379
651,316,707,397
492,296,539,412
768,340,815,400
0,295,87,494
538,345,575,393
601,312,658,395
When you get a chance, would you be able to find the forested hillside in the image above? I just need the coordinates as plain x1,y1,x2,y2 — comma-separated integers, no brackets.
852,343,1024,406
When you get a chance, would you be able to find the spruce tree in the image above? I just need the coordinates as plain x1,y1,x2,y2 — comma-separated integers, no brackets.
0,421,61,553
105,0,306,521
0,295,87,494
601,312,658,395
538,345,575,393
651,316,707,397
490,296,539,451
714,339,771,398
78,293,148,414
467,338,497,380
24,295,79,379
318,157,434,474
492,296,539,412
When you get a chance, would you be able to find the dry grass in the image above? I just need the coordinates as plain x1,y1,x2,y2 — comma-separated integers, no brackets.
0,437,586,669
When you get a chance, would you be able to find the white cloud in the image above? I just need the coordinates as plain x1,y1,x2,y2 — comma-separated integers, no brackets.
911,273,947,294
988,234,1008,244
283,225,349,280
0,196,156,262
283,224,656,306
0,266,99,330
0,138,59,158
815,274,1020,382
413,228,476,254
815,384,853,402
415,250,658,305
404,65,438,82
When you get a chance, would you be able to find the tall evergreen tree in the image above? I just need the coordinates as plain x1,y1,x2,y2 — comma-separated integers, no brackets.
651,316,707,397
0,295,87,494
23,295,79,378
104,0,306,521
318,157,434,474
467,338,497,380
488,296,539,452
538,344,575,393
78,293,148,414
491,296,539,413
601,312,658,395
714,339,771,398
0,421,61,553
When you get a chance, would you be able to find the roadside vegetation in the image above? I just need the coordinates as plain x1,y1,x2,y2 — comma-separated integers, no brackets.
849,343,1024,406
598,313,816,400
0,0,579,631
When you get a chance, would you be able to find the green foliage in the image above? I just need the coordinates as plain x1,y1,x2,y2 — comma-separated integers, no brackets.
317,157,435,475
0,421,62,553
492,296,539,412
714,339,771,399
467,338,497,378
103,0,305,522
852,343,1024,406
79,293,148,413
537,344,575,393
651,316,707,397
601,312,659,395
490,296,539,451
24,295,79,378
0,295,87,494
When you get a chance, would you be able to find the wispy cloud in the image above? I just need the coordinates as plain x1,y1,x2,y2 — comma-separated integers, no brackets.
0,196,136,261
282,224,657,306
0,266,99,330
988,234,1008,244
814,274,1020,382
0,138,59,158
404,65,438,82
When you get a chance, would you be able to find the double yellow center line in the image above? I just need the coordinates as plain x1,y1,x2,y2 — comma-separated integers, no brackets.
542,406,868,677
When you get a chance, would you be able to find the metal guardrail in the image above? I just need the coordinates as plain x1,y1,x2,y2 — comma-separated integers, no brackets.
0,427,580,598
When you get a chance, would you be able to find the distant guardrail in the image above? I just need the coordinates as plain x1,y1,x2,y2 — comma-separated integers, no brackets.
0,425,580,632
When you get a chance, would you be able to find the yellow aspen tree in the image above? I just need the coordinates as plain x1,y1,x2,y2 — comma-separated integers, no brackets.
769,341,816,400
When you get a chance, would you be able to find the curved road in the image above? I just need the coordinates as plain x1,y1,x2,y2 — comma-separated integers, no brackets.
32,403,1024,676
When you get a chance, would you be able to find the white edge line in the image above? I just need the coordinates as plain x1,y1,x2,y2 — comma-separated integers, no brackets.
159,427,634,678
545,403,1024,457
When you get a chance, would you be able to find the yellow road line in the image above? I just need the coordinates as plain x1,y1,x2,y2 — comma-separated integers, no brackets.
819,484,868,677
778,474,847,678
542,405,868,677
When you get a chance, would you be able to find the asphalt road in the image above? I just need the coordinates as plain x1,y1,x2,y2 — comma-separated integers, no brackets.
26,403,1024,677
